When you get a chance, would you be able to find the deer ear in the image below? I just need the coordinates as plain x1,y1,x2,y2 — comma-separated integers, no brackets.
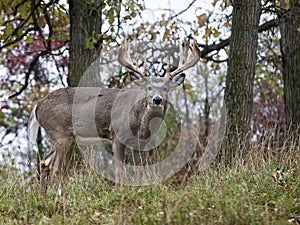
130,72,147,86
170,73,186,87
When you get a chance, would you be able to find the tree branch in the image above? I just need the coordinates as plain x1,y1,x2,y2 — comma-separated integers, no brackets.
0,0,44,50
170,0,197,20
199,18,279,58
31,0,46,46
200,38,230,58
258,18,280,32
7,0,61,98
0,27,36,50
8,51,48,99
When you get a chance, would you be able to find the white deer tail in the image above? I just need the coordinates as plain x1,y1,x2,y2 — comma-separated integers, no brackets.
28,104,40,144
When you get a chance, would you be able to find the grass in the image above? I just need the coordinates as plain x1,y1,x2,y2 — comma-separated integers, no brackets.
0,147,299,225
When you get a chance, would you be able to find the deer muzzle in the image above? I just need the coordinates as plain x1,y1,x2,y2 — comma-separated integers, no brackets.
152,95,163,105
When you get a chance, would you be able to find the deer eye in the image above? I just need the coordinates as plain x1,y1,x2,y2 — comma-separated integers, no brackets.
163,87,168,92
147,86,152,91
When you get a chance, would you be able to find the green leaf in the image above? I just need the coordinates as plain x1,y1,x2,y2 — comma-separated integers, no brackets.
27,36,33,44
184,82,193,90
108,8,115,25
85,37,97,50
18,3,29,18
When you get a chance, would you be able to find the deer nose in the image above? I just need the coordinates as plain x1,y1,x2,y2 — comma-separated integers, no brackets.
153,96,162,105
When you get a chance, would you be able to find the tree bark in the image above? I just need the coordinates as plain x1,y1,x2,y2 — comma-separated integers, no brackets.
280,0,300,138
218,0,261,165
68,0,103,87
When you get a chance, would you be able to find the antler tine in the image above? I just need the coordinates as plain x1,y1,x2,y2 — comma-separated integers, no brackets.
169,38,201,79
118,39,146,77
143,57,149,77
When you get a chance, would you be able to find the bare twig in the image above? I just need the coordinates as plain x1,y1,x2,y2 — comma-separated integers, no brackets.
170,0,197,20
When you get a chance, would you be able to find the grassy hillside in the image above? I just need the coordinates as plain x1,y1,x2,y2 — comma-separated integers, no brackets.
0,148,299,225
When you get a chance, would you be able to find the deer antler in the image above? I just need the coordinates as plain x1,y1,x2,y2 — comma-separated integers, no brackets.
168,38,201,79
118,39,148,77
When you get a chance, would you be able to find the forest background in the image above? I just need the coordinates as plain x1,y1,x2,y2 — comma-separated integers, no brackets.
0,0,300,224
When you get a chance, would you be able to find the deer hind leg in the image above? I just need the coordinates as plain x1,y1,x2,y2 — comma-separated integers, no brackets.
40,150,55,196
40,138,74,197
51,138,74,197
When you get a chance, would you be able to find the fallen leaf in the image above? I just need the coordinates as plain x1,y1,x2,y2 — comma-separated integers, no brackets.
272,168,284,186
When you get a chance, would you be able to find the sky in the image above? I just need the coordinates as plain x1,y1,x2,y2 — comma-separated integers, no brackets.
143,0,213,16
141,0,214,29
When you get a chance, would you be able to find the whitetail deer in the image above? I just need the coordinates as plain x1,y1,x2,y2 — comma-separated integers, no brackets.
29,38,201,196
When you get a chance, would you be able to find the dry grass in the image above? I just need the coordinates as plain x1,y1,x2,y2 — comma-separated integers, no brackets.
0,141,299,224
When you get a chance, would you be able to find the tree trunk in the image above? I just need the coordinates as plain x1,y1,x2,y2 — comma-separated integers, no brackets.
68,0,103,87
218,0,261,165
67,0,103,165
280,0,300,139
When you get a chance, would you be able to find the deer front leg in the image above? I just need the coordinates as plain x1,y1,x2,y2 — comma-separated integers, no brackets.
113,138,125,189
132,150,146,166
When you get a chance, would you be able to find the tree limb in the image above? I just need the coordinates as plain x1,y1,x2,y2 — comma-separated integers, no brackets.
258,18,280,32
200,18,279,58
170,0,197,20
9,51,48,99
7,0,61,98
200,38,230,58
0,27,36,50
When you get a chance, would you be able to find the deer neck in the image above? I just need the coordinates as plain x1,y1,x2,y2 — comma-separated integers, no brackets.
138,99,166,139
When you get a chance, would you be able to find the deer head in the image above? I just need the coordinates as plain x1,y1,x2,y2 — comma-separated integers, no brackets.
118,38,201,109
